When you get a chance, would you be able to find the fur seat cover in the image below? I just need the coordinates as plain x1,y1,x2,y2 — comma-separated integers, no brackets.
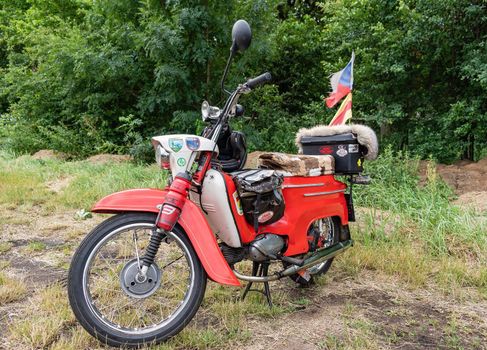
258,152,334,177
295,124,379,160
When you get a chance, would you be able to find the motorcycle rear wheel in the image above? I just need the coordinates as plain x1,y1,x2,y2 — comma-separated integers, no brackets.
68,212,207,348
288,216,340,286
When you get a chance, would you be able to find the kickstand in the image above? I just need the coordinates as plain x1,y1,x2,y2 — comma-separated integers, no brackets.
241,261,273,308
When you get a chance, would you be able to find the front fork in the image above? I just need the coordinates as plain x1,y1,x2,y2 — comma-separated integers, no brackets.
139,172,193,278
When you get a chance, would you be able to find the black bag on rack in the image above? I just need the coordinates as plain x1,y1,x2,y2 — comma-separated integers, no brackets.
232,169,285,231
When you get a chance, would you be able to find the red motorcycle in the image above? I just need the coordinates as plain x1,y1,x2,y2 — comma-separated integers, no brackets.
68,20,378,348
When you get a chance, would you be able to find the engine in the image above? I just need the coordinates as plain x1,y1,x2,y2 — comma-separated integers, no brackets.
220,233,286,265
248,234,285,262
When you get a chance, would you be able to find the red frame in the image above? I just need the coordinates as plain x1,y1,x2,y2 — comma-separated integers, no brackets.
223,173,348,256
91,151,349,286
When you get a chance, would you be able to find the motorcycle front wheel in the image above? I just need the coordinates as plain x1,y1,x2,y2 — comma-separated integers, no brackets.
68,212,207,348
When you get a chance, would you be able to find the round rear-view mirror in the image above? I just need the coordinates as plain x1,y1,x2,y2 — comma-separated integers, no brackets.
231,19,251,53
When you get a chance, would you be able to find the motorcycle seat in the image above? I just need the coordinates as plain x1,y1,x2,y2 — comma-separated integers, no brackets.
257,152,334,177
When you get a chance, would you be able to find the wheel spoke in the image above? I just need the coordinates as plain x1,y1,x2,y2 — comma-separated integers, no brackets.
161,254,184,270
306,217,337,275
100,298,133,314
133,229,141,269
83,224,196,333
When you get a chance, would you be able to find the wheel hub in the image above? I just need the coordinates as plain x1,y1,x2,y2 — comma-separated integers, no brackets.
120,258,161,299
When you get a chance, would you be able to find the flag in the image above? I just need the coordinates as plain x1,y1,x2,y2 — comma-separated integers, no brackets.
325,52,355,108
329,93,352,125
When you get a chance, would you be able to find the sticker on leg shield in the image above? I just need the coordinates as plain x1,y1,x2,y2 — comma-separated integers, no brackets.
185,137,201,151
233,191,243,215
169,138,183,152
177,157,186,166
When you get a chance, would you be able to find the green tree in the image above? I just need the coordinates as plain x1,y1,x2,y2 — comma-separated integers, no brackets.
0,0,486,162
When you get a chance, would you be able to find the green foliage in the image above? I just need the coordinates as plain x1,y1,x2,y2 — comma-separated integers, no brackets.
355,148,486,258
318,0,487,162
0,0,486,161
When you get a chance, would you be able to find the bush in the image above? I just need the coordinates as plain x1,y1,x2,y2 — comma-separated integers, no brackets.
1,0,486,162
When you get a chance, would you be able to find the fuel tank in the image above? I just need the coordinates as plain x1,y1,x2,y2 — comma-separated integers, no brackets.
189,169,242,247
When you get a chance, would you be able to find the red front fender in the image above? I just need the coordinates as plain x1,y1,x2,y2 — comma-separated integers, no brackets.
92,188,240,287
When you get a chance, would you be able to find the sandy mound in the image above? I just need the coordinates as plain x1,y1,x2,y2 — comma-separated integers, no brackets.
419,157,487,212
436,158,487,194
420,158,487,194
453,191,487,213
32,150,69,160
86,154,133,164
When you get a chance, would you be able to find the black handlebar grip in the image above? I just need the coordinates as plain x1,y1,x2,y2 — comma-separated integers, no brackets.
246,72,272,89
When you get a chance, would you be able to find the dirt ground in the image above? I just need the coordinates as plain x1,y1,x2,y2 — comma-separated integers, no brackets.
1,206,486,349
242,273,487,350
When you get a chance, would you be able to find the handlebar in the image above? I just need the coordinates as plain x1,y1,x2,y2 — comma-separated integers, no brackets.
245,72,272,89
208,71,272,142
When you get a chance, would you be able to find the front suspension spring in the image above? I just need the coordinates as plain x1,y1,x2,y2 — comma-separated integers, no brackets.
142,229,166,267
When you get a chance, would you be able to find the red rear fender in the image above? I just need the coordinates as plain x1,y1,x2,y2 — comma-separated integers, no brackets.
92,189,240,287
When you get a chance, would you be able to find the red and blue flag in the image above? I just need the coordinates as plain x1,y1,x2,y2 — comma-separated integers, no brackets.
325,52,355,108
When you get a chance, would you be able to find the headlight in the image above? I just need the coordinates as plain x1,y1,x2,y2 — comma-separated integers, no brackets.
155,145,170,169
201,100,210,121
201,100,220,122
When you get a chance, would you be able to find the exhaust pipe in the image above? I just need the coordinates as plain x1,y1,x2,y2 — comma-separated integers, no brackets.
233,239,353,282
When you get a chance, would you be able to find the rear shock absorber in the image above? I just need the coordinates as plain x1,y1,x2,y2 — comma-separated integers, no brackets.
141,172,192,272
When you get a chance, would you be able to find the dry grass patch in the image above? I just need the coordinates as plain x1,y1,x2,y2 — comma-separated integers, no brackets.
0,215,31,226
336,242,430,287
49,325,102,350
0,271,27,305
39,223,70,237
0,241,13,253
0,166,51,206
8,284,75,349
313,302,381,350
156,327,229,350
435,257,487,297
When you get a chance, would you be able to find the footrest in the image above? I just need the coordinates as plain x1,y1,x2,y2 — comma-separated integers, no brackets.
351,175,371,185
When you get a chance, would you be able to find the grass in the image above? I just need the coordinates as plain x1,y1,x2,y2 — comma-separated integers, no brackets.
345,147,487,295
0,241,13,253
5,282,282,350
25,241,47,252
0,271,27,305
0,151,167,211
8,284,75,348
0,149,486,349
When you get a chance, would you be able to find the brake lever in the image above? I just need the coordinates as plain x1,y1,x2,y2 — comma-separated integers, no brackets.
237,84,252,94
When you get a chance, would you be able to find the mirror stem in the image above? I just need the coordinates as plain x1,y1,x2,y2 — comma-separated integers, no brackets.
220,45,235,95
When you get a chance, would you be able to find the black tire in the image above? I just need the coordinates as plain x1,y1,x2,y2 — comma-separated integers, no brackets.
288,216,340,286
68,212,207,348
